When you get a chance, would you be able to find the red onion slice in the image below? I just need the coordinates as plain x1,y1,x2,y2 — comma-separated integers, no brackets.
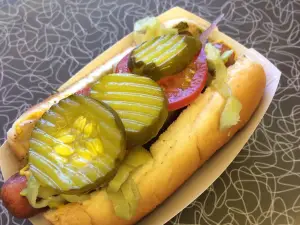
199,14,224,44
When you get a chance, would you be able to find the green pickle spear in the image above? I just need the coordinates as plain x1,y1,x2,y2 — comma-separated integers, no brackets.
28,94,126,193
90,73,168,147
128,34,201,81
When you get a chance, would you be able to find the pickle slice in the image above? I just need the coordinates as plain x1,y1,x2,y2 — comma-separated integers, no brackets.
90,73,168,147
29,95,126,193
128,34,201,80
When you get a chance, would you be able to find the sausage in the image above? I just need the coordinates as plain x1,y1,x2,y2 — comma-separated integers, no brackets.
213,42,236,67
1,173,45,218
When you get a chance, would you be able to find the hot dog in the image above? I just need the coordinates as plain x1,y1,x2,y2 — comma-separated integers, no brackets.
0,10,266,225
1,173,46,218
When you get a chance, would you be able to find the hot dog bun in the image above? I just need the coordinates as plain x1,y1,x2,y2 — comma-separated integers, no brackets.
44,56,266,225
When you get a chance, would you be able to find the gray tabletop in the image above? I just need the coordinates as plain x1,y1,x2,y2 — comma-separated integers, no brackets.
0,0,299,224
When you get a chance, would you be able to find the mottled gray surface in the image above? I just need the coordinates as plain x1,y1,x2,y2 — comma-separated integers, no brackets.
0,0,299,224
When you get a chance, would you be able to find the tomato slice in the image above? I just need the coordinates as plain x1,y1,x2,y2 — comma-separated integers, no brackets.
76,86,91,95
157,48,207,111
115,53,131,73
114,49,207,112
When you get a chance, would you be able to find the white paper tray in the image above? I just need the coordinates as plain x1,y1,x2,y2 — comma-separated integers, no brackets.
0,7,281,225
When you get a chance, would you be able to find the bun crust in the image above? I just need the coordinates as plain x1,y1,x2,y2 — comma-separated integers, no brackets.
44,56,266,225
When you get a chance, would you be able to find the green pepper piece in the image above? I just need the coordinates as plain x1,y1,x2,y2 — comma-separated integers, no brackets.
107,190,131,220
107,164,135,193
121,176,140,217
107,146,152,192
